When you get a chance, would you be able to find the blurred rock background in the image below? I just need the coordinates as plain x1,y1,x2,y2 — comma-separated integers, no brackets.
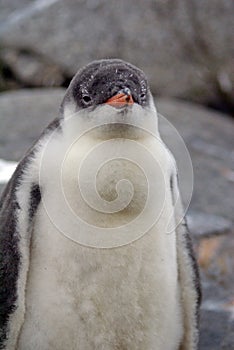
0,0,233,114
0,1,233,349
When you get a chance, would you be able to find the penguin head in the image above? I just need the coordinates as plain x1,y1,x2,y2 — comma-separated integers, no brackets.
62,59,151,111
60,59,158,138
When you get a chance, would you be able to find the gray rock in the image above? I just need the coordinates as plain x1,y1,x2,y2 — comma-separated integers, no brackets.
0,88,64,161
157,98,234,222
187,211,232,238
196,218,234,350
221,320,234,350
0,88,64,196
0,184,4,196
199,228,234,301
0,0,32,24
199,309,234,350
1,48,67,87
198,231,234,349
0,0,233,110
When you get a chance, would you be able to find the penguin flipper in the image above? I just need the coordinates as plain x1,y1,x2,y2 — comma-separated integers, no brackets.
0,117,61,349
171,173,201,350
0,151,41,349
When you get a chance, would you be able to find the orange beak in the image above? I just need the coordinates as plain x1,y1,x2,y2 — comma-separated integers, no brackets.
105,92,134,107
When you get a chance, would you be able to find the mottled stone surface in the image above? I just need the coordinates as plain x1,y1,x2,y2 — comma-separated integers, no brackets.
198,230,234,349
199,310,234,350
0,0,33,23
187,211,232,238
157,98,234,222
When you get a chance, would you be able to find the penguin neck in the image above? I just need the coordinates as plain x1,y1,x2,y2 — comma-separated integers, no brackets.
56,111,163,229
62,100,160,143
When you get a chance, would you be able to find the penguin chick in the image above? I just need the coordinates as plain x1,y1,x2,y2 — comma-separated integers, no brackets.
0,59,201,350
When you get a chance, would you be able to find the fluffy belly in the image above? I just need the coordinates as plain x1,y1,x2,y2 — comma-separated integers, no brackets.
17,203,183,350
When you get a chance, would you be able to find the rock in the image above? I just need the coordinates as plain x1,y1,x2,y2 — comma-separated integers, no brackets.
0,48,68,87
157,98,234,222
0,88,64,161
199,231,234,300
0,88,64,196
0,184,4,196
0,0,233,112
187,211,232,238
0,0,32,24
197,235,225,271
198,230,234,349
221,320,234,350
199,309,234,350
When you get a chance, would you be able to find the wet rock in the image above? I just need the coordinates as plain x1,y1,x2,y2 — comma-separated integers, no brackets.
0,0,233,111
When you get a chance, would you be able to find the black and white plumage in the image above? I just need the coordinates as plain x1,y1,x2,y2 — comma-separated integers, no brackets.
0,59,201,350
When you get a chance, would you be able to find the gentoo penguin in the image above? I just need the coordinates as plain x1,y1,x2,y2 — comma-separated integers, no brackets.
0,59,201,350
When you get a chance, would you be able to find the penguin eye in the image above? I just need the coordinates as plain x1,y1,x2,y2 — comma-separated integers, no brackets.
82,94,92,104
140,92,146,100
139,91,148,105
